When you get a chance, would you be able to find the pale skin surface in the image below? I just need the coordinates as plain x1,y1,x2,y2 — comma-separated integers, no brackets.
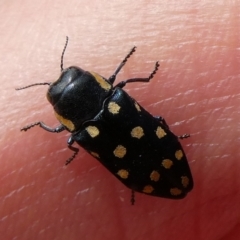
1,1,240,239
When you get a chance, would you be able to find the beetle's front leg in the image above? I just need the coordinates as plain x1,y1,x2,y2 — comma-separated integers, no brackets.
65,136,80,165
21,121,65,133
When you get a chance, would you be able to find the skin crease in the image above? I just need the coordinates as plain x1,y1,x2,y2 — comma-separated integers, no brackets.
0,0,239,239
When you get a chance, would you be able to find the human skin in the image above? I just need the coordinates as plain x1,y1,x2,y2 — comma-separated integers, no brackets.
0,0,239,239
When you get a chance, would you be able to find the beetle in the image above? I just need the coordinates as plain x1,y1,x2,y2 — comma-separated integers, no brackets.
17,37,193,204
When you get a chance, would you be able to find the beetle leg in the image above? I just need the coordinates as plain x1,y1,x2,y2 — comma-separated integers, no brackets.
108,46,137,84
21,122,65,133
178,134,190,139
154,116,169,129
154,117,190,140
65,136,79,165
114,61,159,89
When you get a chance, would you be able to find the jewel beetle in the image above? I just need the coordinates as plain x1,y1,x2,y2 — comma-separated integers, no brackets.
17,37,193,204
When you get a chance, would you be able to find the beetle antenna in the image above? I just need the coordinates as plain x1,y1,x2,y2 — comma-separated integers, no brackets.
16,37,69,91
61,36,69,71
16,82,50,90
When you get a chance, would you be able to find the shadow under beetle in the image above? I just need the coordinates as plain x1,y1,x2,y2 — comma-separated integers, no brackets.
17,37,193,204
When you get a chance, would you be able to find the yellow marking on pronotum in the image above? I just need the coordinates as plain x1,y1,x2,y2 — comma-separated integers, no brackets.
90,72,111,90
55,112,75,131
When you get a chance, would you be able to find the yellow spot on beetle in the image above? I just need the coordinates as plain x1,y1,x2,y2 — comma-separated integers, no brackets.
117,169,129,179
155,126,167,139
90,152,100,158
170,188,182,196
90,72,111,90
85,126,100,138
181,176,189,188
134,102,141,112
55,112,75,131
175,150,183,160
150,170,160,182
113,145,126,158
108,102,121,114
143,185,154,194
131,126,144,139
162,159,173,169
